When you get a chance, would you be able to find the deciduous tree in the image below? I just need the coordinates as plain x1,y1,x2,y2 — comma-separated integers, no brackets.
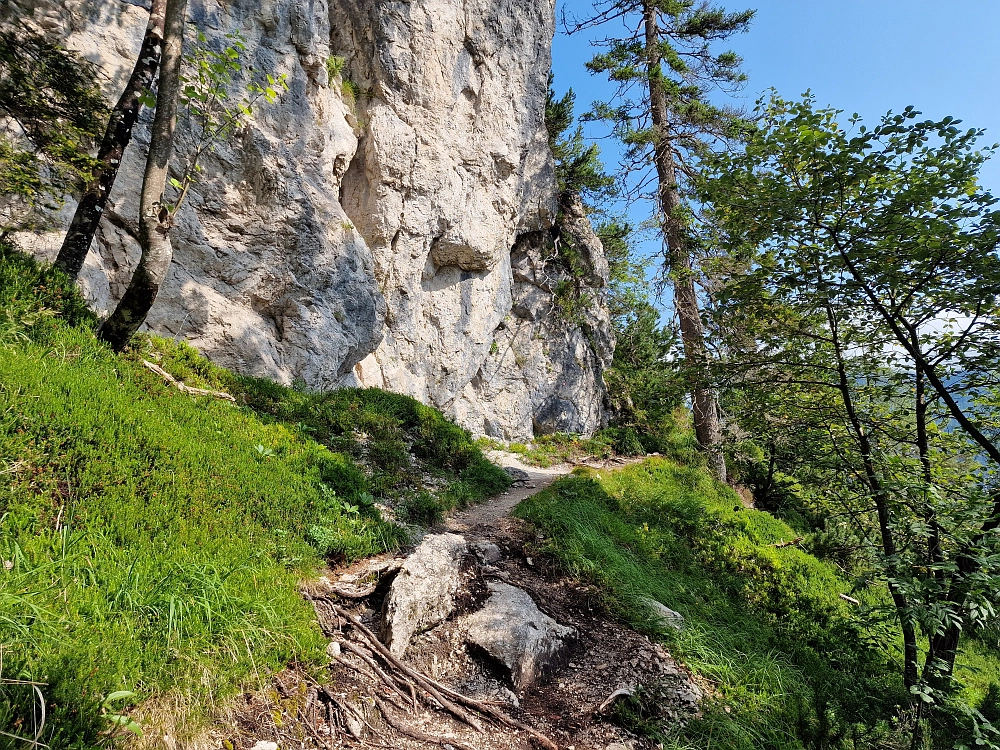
54,0,167,279
703,95,1000,725
98,0,188,351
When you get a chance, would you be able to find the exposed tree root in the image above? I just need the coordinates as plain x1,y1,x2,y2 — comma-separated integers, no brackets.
328,603,560,750
327,582,378,598
373,696,478,750
341,641,415,708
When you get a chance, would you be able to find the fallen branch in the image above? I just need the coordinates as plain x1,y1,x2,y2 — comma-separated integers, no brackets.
142,360,236,402
839,593,861,605
773,536,804,548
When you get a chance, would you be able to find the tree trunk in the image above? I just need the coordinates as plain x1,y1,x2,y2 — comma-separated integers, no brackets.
824,302,919,688
642,1,726,482
54,0,167,279
98,0,187,352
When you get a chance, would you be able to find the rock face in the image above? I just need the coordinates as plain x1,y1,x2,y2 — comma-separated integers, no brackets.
381,533,467,657
452,194,614,438
459,581,574,690
10,0,613,439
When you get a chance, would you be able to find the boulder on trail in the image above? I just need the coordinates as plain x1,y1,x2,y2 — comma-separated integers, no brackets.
503,466,531,482
460,581,574,690
382,533,467,656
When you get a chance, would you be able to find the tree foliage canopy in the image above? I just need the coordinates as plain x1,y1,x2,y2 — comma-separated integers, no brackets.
702,94,1000,728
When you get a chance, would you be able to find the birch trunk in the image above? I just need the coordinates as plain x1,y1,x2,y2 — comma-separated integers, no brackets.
55,0,167,279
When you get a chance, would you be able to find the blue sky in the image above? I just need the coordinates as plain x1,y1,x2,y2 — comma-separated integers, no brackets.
552,0,1000,201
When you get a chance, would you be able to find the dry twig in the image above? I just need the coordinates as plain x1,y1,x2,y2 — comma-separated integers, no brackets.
773,536,804,548
141,360,236,402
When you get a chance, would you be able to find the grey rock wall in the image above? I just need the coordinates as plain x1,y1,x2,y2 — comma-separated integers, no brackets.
9,0,613,440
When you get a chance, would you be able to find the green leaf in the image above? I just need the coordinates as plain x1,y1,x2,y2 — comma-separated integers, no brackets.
104,690,136,703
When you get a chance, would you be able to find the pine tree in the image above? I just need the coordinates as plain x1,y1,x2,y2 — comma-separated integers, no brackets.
567,0,755,481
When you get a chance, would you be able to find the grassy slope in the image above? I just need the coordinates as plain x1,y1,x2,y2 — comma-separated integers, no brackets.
0,247,509,747
477,409,699,468
516,459,910,749
517,457,1000,748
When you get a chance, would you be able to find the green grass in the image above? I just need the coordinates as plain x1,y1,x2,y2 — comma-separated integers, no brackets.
514,459,909,749
479,411,702,468
478,432,617,467
0,246,509,747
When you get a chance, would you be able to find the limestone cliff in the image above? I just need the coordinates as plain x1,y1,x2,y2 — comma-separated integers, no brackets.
8,0,613,440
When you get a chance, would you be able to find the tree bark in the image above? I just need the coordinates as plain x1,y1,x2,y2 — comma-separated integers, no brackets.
98,0,187,352
825,302,919,689
642,0,726,482
54,0,167,279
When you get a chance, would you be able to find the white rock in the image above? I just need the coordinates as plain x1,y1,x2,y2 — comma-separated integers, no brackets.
460,581,573,690
381,533,467,656
11,0,614,440
326,641,341,660
643,597,685,631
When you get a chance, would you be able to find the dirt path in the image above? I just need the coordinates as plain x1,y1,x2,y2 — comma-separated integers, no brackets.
220,453,700,750
445,451,570,531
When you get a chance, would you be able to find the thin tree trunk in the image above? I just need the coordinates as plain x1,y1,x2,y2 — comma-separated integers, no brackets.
763,440,777,503
825,302,919,689
834,246,999,696
98,0,187,352
915,366,944,583
54,0,167,279
642,1,726,482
